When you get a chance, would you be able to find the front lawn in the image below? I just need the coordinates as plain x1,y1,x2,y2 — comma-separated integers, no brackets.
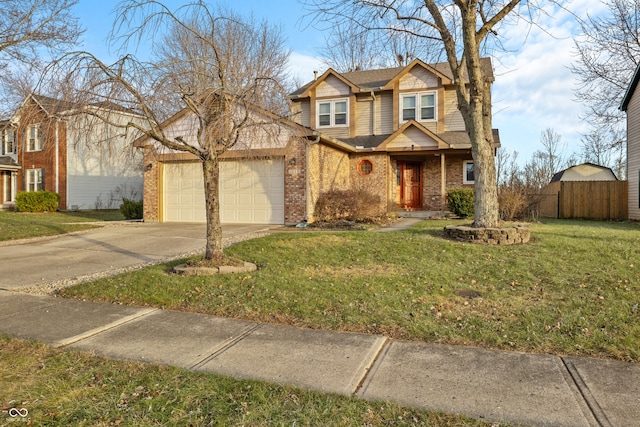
0,336,495,427
0,210,124,241
60,219,640,362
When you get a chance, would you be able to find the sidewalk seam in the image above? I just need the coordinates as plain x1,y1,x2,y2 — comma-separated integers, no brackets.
190,323,263,370
561,357,612,427
352,336,389,395
53,308,159,348
354,338,392,397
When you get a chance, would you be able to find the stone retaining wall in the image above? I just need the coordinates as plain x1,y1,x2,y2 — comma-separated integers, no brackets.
444,225,530,245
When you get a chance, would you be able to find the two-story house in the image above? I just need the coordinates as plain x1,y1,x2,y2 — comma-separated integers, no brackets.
290,57,500,218
6,94,144,210
136,58,500,225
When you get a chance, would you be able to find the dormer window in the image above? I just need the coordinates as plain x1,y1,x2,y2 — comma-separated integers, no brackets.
317,99,348,127
401,92,436,122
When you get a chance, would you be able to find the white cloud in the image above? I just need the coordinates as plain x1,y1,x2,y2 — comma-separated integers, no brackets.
287,51,326,87
490,1,607,161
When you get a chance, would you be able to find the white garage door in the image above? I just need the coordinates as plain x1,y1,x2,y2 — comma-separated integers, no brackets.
163,159,284,224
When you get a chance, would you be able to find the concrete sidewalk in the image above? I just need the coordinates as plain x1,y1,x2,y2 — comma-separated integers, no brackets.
1,290,638,427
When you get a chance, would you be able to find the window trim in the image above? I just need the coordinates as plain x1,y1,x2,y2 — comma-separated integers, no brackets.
400,91,437,123
26,168,44,192
2,128,15,155
463,160,475,184
26,124,44,152
357,159,373,176
316,98,349,128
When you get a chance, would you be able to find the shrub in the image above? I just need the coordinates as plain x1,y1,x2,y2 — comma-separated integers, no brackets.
498,186,528,220
447,188,474,218
15,191,60,212
314,188,382,222
120,198,143,220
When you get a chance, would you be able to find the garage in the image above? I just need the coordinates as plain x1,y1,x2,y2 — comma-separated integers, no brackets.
163,159,285,224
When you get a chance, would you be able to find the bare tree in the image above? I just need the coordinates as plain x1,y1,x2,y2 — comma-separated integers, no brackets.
49,1,293,262
0,0,83,115
580,129,626,178
302,0,528,228
571,0,640,149
317,17,445,72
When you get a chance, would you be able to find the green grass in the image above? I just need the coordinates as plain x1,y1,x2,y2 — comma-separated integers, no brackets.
0,336,497,426
0,210,124,241
60,219,640,362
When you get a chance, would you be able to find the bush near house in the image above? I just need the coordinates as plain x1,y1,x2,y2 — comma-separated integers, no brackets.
314,189,382,222
15,191,60,212
446,188,474,218
119,198,143,220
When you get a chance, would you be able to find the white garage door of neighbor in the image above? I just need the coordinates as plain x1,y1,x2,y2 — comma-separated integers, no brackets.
163,159,285,224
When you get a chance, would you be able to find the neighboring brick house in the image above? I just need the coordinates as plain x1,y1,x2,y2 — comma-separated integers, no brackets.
4,94,144,210
138,58,500,225
621,62,640,220
291,57,500,218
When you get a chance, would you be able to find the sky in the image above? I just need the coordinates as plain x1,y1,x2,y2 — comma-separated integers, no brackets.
71,0,613,164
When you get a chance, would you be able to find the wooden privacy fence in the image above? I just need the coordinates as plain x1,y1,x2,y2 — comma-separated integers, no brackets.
536,181,628,220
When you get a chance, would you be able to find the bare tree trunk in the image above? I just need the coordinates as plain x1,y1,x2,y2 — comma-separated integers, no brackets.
202,155,223,260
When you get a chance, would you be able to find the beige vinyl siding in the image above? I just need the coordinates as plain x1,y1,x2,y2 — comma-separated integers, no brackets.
386,127,439,150
399,67,439,90
319,126,350,139
291,100,310,127
356,97,373,136
316,75,350,97
378,92,394,135
300,100,311,127
628,87,640,219
444,90,465,131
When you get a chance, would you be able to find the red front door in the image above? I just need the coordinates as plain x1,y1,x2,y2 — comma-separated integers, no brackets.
398,161,422,209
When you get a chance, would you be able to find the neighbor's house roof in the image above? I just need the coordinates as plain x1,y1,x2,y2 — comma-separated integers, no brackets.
620,62,640,111
550,163,618,183
290,58,494,98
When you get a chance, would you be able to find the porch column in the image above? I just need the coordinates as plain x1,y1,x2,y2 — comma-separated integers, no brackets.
440,153,446,208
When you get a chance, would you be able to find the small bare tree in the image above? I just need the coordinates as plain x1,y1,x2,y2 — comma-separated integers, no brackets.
303,0,529,228
0,0,83,115
50,1,292,262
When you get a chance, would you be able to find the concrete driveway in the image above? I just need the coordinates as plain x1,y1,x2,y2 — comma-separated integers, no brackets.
0,222,271,291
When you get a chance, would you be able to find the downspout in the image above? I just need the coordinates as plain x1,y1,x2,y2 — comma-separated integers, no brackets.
55,120,59,196
305,131,321,222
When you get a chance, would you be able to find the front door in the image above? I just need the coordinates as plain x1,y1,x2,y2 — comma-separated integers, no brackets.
398,161,422,209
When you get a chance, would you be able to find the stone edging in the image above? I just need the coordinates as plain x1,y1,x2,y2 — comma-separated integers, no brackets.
444,224,530,245
172,262,257,276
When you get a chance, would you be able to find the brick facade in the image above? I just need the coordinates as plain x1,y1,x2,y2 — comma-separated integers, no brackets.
16,105,68,209
284,137,307,223
142,147,160,222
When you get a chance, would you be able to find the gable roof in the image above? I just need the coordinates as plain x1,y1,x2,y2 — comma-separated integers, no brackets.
290,58,494,98
15,93,142,120
621,62,640,111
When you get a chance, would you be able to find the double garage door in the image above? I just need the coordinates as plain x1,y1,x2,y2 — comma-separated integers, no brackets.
163,159,284,224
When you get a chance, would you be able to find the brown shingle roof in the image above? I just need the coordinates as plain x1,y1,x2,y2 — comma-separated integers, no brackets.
290,58,494,97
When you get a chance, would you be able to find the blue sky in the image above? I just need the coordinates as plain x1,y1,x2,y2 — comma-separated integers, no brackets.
72,0,608,164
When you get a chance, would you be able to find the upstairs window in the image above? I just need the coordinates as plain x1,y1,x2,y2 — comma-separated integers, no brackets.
2,128,15,155
463,161,475,184
401,92,436,122
27,124,44,151
26,168,44,192
317,99,348,127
